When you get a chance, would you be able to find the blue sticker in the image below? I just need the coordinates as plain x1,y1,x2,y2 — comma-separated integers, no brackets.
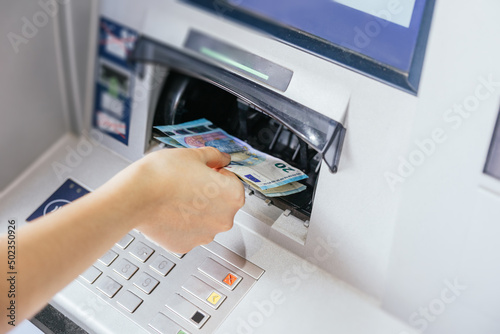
92,17,138,146
244,174,261,183
27,179,90,222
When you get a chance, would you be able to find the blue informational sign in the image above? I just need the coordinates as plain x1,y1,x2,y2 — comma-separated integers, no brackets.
27,179,90,222
92,17,138,145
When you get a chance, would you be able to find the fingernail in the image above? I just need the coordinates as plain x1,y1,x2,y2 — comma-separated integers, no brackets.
222,152,231,159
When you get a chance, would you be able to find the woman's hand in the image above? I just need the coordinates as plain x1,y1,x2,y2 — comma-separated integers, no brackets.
0,146,244,329
97,147,245,253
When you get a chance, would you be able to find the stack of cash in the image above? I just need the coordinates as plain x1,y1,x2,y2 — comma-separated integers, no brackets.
155,119,308,197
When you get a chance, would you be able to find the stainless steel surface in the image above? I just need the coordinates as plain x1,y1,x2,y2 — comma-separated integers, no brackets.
168,252,186,259
133,272,159,295
117,291,143,313
117,234,135,249
201,242,264,280
75,224,261,333
165,293,210,329
149,313,188,334
98,250,118,266
198,258,242,291
113,258,139,280
149,255,175,277
129,241,155,263
96,276,123,298
182,276,227,310
80,266,102,284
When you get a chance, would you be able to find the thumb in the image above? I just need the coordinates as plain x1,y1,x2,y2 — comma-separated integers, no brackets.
196,147,231,168
218,167,240,180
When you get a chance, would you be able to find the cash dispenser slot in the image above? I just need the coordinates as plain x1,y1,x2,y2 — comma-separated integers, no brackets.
130,35,346,224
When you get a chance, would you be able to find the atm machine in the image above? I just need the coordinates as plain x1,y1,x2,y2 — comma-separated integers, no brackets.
1,0,500,333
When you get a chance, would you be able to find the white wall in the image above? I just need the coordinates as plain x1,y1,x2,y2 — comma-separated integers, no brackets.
0,1,69,193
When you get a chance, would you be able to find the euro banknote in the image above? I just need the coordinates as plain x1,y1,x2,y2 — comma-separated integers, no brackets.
155,119,308,196
241,178,306,198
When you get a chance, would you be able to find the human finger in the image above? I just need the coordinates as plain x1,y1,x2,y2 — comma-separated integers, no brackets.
196,147,231,169
217,167,239,180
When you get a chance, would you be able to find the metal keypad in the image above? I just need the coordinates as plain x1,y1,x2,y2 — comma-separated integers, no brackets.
117,234,135,249
99,250,118,266
129,241,154,262
134,272,159,294
96,276,122,298
79,266,102,284
149,255,175,276
114,258,139,280
117,290,143,313
76,229,264,333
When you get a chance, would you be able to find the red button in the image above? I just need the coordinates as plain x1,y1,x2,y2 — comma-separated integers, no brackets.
223,273,237,286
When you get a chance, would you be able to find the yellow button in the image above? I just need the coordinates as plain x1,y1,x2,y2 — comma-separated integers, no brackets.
207,292,222,305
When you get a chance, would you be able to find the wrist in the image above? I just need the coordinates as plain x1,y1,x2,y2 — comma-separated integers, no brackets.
92,176,142,233
94,156,170,232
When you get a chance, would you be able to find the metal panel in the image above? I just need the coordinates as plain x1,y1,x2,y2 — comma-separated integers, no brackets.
0,1,69,192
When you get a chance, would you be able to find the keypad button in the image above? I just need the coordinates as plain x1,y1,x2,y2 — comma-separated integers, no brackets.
117,290,143,313
116,234,134,249
168,251,185,259
223,273,238,287
165,294,210,329
133,272,159,294
201,242,265,279
149,313,190,334
113,258,139,280
129,241,154,262
191,311,205,324
150,255,175,276
207,292,222,306
80,266,102,284
198,258,242,290
96,276,122,298
182,276,226,309
98,250,118,266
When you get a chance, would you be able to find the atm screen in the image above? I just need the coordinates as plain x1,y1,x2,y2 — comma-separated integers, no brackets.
485,111,500,180
227,0,423,71
183,0,435,93
334,0,416,28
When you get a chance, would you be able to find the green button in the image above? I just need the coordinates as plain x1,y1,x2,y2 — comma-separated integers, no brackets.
177,330,187,334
